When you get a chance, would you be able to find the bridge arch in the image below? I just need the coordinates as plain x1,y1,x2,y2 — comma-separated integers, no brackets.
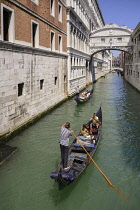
90,24,133,55
91,48,132,57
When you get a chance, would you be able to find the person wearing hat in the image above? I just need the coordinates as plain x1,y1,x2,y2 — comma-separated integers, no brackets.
60,122,73,171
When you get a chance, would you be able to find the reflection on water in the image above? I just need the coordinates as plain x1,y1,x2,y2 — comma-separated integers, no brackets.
0,73,140,210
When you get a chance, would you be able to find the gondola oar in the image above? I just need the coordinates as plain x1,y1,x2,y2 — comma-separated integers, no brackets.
71,131,129,201
89,101,94,105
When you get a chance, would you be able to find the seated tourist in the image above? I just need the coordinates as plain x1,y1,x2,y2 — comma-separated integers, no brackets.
87,113,100,129
80,124,90,137
85,91,90,98
79,92,86,100
90,123,98,135
92,113,99,123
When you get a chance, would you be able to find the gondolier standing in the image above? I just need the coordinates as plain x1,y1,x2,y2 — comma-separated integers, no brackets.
75,86,80,98
60,122,73,171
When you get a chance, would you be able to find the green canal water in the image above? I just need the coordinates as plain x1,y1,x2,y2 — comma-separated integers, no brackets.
0,73,140,210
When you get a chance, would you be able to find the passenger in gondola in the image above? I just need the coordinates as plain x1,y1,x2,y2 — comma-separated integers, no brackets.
92,113,99,123
80,124,90,137
87,113,99,124
90,123,98,135
85,90,90,98
87,113,100,129
80,91,89,101
60,122,73,171
80,92,86,98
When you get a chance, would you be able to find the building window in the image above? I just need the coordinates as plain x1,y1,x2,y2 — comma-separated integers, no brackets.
32,21,39,47
31,0,39,5
137,72,139,78
101,38,105,43
55,77,57,85
18,83,24,97
58,35,62,52
58,4,62,22
139,51,140,58
50,0,55,17
40,79,44,90
2,4,14,42
109,29,113,35
51,31,55,50
139,34,140,41
86,60,88,69
117,38,122,42
134,71,135,77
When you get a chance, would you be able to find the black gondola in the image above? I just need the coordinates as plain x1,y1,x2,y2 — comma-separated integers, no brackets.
74,88,94,104
120,71,124,76
50,106,102,189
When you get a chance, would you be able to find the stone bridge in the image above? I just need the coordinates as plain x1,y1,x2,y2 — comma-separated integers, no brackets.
90,24,133,56
111,67,123,71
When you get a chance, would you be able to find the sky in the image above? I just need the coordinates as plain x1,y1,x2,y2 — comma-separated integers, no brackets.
97,0,140,56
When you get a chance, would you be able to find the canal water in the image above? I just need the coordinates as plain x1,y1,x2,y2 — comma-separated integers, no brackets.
0,73,140,210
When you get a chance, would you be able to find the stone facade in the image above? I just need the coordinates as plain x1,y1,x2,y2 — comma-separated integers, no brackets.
66,0,111,95
90,24,133,54
125,22,140,91
0,0,116,140
0,0,68,139
90,23,133,80
0,41,67,137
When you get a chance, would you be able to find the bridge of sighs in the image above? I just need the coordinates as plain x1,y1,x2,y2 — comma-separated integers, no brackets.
90,24,133,56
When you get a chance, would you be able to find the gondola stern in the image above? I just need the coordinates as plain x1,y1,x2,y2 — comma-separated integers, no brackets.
50,170,75,183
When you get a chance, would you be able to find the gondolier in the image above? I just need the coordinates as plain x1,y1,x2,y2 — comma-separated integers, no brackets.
75,86,80,98
50,106,102,189
60,122,73,171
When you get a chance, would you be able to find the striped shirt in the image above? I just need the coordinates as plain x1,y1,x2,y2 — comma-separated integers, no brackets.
60,126,72,146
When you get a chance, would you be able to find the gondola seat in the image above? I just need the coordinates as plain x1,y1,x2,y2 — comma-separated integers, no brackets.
74,142,95,147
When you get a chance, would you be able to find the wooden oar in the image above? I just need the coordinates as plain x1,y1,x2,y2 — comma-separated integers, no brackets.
71,131,129,201
89,101,94,105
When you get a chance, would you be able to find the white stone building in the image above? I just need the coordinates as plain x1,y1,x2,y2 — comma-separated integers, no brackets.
125,22,140,91
66,0,111,95
0,0,112,140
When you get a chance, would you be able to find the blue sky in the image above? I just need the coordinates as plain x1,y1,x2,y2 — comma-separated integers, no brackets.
98,0,140,29
97,0,140,56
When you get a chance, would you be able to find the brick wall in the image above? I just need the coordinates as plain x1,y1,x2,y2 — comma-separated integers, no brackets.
1,0,67,51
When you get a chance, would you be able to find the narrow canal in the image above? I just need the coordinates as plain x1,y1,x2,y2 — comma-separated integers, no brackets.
0,73,140,210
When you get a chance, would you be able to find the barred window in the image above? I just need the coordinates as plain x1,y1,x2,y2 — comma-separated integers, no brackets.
40,79,44,90
18,83,24,97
